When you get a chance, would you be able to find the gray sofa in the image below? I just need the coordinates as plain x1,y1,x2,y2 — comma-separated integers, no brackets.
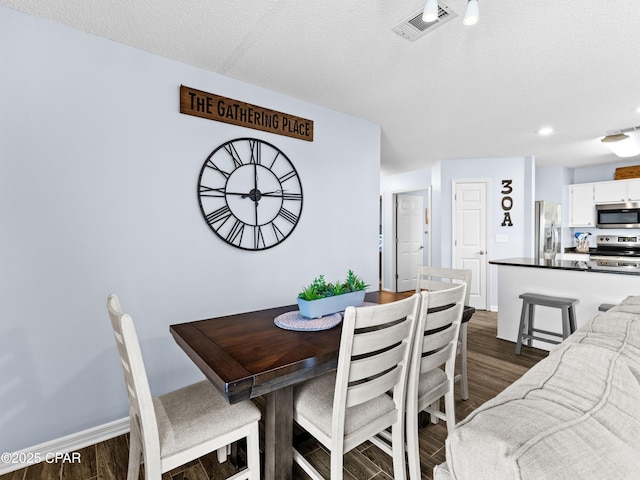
434,296,640,480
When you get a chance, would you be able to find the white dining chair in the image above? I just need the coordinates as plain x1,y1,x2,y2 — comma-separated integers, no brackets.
292,294,421,480
415,265,472,400
107,294,261,480
406,283,466,480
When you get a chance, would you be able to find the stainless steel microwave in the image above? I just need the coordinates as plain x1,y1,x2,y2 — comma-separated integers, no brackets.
596,202,640,228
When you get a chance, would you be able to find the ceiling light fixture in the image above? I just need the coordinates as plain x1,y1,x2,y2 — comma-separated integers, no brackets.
538,127,554,135
601,126,640,158
463,0,480,26
422,0,439,23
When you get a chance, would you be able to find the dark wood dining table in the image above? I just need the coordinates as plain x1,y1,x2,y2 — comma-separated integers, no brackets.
170,291,475,480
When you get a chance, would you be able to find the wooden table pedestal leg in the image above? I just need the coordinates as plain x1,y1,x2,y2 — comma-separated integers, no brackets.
264,386,293,480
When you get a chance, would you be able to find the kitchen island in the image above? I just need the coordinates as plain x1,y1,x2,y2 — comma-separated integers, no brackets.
491,257,640,351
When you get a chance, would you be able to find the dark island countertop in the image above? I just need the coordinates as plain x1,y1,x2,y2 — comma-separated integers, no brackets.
489,257,640,276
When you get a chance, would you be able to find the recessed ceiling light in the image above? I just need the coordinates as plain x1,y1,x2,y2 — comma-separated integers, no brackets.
538,127,554,135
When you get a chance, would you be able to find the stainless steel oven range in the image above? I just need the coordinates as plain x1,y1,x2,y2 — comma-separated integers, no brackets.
590,235,640,268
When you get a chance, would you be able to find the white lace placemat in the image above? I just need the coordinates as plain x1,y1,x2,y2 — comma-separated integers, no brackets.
273,302,377,331
274,311,343,331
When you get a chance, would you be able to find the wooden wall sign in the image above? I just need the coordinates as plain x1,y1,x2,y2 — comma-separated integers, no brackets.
501,179,514,226
180,85,314,142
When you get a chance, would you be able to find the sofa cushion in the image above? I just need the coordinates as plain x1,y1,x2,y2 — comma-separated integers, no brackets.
445,342,640,480
566,296,640,383
608,295,640,314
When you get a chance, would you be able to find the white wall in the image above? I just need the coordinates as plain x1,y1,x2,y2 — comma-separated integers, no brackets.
0,7,381,453
573,159,640,184
535,166,573,204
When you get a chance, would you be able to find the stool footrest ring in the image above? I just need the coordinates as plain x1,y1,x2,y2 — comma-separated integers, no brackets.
520,334,562,345
528,328,564,338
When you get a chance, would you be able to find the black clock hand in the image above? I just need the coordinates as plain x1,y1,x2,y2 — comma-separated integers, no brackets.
254,197,259,229
223,190,292,199
253,163,259,225
221,191,256,197
254,163,258,194
260,189,286,196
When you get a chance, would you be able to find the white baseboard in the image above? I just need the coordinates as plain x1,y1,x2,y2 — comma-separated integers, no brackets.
0,417,129,475
490,305,498,312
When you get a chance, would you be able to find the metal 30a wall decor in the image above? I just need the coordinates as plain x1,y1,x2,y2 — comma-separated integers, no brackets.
501,179,514,226
180,85,314,142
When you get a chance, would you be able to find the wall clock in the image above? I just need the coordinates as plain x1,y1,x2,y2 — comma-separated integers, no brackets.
197,138,303,250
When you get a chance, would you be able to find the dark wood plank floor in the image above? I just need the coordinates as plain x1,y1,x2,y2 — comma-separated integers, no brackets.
1,309,547,480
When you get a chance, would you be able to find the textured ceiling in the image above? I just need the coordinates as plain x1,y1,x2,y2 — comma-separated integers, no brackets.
3,0,640,175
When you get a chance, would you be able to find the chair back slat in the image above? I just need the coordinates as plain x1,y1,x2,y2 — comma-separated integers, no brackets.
427,288,467,310
421,324,458,353
346,365,402,408
416,266,472,306
419,343,455,373
351,318,413,356
351,300,417,328
423,306,463,331
348,342,406,383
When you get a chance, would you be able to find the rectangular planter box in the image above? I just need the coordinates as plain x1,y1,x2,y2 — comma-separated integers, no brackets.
297,290,366,319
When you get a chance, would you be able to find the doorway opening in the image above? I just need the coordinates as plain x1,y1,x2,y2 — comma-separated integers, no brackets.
382,187,431,293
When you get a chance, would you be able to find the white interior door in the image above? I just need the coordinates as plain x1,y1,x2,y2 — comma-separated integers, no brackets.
453,181,488,309
396,194,424,292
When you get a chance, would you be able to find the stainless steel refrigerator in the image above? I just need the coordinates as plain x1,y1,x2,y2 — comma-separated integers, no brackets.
535,201,562,260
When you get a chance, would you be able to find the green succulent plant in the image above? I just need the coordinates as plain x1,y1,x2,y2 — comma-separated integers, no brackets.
298,270,369,301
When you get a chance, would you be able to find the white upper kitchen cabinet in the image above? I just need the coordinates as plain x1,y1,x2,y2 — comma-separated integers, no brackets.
626,179,640,201
593,179,640,203
569,183,595,227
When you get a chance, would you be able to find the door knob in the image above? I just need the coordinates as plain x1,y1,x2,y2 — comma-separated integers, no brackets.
475,250,485,255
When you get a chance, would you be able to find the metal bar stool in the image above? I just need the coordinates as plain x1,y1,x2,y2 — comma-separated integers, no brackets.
515,293,578,354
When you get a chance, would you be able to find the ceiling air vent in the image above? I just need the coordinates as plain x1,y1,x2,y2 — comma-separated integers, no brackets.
393,2,458,41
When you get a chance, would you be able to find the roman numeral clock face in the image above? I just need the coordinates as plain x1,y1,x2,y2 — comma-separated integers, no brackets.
197,138,303,250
